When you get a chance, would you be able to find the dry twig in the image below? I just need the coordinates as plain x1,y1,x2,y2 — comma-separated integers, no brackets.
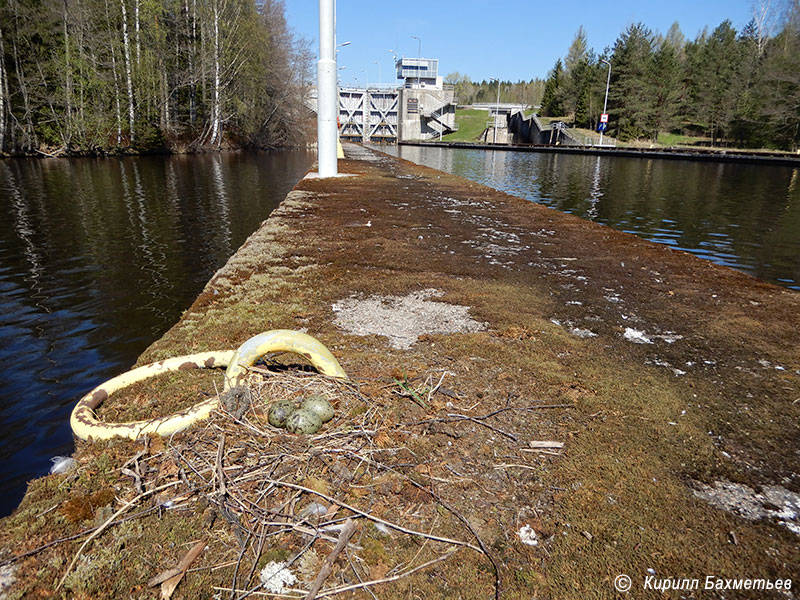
304,519,357,600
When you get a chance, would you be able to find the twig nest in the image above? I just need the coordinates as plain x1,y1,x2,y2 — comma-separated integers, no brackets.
284,408,322,435
268,399,297,428
300,395,334,423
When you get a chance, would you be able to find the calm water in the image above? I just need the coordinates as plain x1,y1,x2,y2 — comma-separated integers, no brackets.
381,145,800,290
0,151,313,515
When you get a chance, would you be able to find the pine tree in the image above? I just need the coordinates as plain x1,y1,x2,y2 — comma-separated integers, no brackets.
574,86,589,127
686,20,741,145
565,26,588,74
609,23,656,140
540,59,564,117
758,19,800,150
649,40,683,141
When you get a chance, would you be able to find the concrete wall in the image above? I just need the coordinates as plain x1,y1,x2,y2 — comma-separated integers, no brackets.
507,111,583,146
398,87,456,141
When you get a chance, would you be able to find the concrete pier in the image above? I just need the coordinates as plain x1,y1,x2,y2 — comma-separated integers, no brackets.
399,139,800,167
2,143,798,597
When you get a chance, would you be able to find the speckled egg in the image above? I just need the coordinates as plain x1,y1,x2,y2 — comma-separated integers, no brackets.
301,395,334,423
284,408,323,434
268,399,297,428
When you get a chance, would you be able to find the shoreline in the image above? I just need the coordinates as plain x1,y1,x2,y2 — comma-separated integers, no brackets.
0,142,316,160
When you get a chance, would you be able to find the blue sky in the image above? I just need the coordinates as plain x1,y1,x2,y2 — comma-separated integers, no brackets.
284,0,755,85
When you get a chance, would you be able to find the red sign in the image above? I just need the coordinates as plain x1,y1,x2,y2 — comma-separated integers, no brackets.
600,113,609,123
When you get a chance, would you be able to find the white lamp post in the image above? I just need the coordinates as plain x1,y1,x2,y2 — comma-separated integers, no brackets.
335,41,350,85
317,0,337,177
600,59,611,147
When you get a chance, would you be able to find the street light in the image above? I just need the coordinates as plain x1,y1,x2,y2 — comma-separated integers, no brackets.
490,77,501,144
335,42,350,87
600,59,611,147
388,50,398,85
411,35,421,88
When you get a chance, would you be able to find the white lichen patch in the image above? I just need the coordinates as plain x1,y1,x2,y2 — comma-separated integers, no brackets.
259,561,297,594
623,328,653,344
692,480,800,536
0,563,15,598
570,327,597,339
517,524,540,546
332,289,486,349
648,358,687,376
653,332,684,344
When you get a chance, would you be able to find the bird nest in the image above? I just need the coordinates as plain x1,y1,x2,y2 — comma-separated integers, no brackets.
53,365,493,598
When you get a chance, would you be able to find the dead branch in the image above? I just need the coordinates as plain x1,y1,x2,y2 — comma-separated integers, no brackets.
304,519,357,600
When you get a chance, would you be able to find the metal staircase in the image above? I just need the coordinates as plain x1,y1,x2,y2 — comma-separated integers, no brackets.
421,99,458,136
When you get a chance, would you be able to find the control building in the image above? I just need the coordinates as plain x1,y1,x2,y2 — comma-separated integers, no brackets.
337,56,457,143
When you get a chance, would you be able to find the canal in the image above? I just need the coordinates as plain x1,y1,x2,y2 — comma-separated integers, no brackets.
379,145,800,291
2,145,798,516
0,150,314,516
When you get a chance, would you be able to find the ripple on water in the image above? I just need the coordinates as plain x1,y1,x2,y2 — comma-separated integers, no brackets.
0,151,314,516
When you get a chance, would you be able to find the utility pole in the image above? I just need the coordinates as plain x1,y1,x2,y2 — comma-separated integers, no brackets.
411,35,421,88
490,77,500,144
388,50,399,87
317,0,337,177
599,59,611,147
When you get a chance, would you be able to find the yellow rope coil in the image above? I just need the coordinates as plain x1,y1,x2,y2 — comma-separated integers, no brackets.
70,330,347,441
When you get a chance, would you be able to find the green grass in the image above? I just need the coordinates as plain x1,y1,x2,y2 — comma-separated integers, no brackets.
536,115,564,125
441,108,492,141
657,131,712,146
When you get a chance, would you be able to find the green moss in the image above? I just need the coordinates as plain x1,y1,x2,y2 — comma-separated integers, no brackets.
258,546,291,568
62,521,143,594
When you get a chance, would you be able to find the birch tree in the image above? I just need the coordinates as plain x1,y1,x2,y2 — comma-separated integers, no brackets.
207,0,221,145
0,20,6,151
0,0,311,152
120,0,135,143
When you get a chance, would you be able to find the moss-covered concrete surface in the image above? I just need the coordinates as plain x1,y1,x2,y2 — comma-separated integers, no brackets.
1,143,798,599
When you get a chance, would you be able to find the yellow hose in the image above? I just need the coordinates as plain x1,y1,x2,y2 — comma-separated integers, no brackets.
70,331,347,441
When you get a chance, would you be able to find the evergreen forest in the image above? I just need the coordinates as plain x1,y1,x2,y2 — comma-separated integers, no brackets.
539,4,800,149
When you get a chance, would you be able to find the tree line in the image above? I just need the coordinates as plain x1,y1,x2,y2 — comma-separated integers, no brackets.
444,73,545,109
0,0,312,155
539,3,800,150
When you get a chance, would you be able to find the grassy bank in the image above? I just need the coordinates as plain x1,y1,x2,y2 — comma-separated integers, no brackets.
442,108,491,142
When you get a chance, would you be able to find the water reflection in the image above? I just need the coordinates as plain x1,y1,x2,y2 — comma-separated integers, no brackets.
0,151,313,515
383,145,800,290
